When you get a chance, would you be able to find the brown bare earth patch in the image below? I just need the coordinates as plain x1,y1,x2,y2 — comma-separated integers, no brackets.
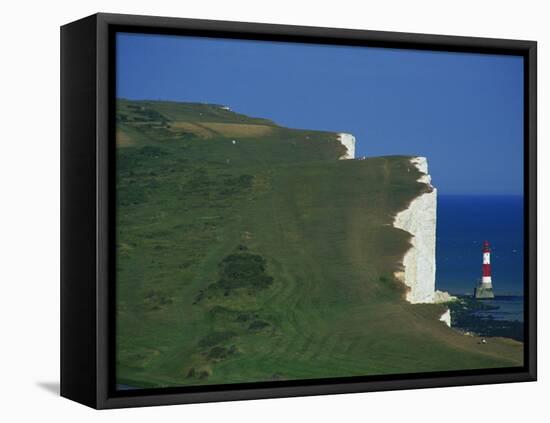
170,121,275,139
116,129,134,147
170,122,217,139
201,122,273,138
201,122,274,138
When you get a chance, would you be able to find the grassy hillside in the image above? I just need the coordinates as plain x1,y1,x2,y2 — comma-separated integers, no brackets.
115,99,523,388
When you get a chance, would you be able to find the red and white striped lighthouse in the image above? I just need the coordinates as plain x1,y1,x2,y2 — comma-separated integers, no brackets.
475,240,495,299
481,240,492,285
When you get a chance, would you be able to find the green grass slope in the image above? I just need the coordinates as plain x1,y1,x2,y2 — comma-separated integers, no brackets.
115,100,523,388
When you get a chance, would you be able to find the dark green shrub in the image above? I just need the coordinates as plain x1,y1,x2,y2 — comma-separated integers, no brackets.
198,331,236,348
248,320,270,331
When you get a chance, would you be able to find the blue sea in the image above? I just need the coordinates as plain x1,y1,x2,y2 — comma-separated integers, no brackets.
470,296,524,322
436,195,524,331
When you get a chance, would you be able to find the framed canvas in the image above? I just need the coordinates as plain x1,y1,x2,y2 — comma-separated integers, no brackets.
60,13,537,409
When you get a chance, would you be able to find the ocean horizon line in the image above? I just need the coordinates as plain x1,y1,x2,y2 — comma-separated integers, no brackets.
437,193,523,198
448,292,524,297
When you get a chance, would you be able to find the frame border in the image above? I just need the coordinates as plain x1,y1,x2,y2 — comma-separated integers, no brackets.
63,12,537,409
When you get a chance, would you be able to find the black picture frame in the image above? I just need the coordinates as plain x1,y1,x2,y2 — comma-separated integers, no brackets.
60,12,537,409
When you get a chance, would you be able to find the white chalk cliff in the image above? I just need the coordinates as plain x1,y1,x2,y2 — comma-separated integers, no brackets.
393,157,437,304
338,133,355,159
439,308,451,327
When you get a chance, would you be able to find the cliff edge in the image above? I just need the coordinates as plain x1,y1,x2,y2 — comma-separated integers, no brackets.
393,157,438,304
338,133,356,159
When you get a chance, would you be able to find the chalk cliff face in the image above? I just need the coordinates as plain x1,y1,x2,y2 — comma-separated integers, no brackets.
393,157,437,304
439,308,451,327
338,133,356,159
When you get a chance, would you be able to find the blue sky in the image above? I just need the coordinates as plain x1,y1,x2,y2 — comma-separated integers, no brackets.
117,33,524,195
